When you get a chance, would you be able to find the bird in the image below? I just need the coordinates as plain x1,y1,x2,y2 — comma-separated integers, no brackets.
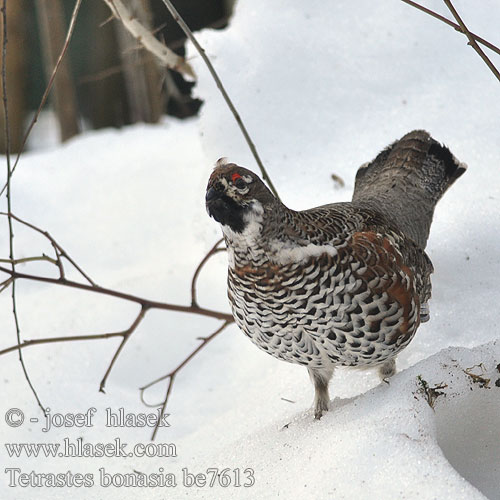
205,130,466,419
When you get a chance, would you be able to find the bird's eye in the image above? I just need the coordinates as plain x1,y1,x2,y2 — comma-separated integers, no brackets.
232,173,247,190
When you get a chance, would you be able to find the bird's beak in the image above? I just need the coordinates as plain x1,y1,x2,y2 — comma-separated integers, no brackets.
205,183,246,233
205,186,219,204
205,186,225,221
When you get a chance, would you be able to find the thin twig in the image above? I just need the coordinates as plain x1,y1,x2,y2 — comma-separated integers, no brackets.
0,276,12,292
0,255,58,266
0,0,83,198
0,216,234,406
51,243,65,278
79,58,148,85
0,212,96,285
400,0,500,57
159,0,280,200
1,0,46,415
442,0,500,83
99,306,148,393
99,14,114,28
0,331,125,357
0,265,234,322
151,373,175,441
191,237,225,307
141,320,229,398
138,320,231,440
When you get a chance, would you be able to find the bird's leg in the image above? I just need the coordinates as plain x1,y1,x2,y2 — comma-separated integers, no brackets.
307,367,334,419
378,357,396,384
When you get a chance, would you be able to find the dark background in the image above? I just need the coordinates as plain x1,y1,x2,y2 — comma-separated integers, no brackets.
1,0,236,153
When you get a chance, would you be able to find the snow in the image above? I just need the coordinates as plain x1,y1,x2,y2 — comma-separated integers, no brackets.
1,0,500,499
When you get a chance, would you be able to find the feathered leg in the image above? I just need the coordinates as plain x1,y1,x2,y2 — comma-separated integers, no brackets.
308,367,334,419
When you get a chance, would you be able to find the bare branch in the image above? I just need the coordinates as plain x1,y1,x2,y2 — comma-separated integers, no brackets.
191,237,225,307
101,0,194,78
0,212,96,286
0,0,83,198
0,214,234,403
0,276,13,292
0,255,58,266
0,265,234,322
0,331,125,357
159,0,280,200
138,320,231,440
1,0,46,415
442,0,500,83
99,305,148,393
400,0,500,58
0,212,236,438
151,373,175,441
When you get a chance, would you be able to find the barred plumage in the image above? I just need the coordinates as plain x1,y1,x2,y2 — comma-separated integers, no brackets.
206,130,466,418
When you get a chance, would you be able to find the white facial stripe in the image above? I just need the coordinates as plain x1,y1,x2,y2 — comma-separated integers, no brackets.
221,201,263,239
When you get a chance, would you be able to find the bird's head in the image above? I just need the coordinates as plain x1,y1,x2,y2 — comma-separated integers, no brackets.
206,158,276,234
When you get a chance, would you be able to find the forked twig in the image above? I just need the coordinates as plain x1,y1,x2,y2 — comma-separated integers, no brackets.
0,214,234,402
99,306,149,392
442,0,500,83
0,264,233,322
0,331,125,357
139,320,231,440
400,0,500,57
0,212,96,285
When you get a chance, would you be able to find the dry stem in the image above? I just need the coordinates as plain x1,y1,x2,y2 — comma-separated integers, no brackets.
1,1,46,414
401,0,500,58
139,320,231,440
0,212,233,411
442,0,500,83
159,0,280,200
102,0,194,78
191,237,225,307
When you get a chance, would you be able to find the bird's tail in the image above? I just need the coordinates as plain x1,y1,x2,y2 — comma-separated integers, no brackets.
352,130,467,248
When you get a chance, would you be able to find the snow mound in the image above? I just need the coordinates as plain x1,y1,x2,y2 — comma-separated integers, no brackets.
184,341,500,500
435,362,500,500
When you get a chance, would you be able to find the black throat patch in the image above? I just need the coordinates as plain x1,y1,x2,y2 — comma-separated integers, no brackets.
207,193,248,233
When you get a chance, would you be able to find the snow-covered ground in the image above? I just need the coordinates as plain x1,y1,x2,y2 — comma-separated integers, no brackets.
1,1,500,499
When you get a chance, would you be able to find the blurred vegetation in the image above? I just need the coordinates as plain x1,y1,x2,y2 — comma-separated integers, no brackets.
1,0,235,153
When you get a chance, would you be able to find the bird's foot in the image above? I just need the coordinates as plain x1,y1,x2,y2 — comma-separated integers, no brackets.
314,399,329,420
308,366,334,420
378,358,396,383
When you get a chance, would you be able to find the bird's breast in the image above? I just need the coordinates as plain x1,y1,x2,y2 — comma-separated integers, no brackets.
227,234,422,368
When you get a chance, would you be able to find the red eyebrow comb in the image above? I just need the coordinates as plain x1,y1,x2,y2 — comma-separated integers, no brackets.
232,173,242,182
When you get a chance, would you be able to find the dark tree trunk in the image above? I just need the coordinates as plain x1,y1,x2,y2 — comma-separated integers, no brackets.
0,0,28,154
114,0,165,123
35,0,80,141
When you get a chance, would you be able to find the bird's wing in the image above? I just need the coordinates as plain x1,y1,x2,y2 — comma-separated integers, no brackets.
281,203,433,306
